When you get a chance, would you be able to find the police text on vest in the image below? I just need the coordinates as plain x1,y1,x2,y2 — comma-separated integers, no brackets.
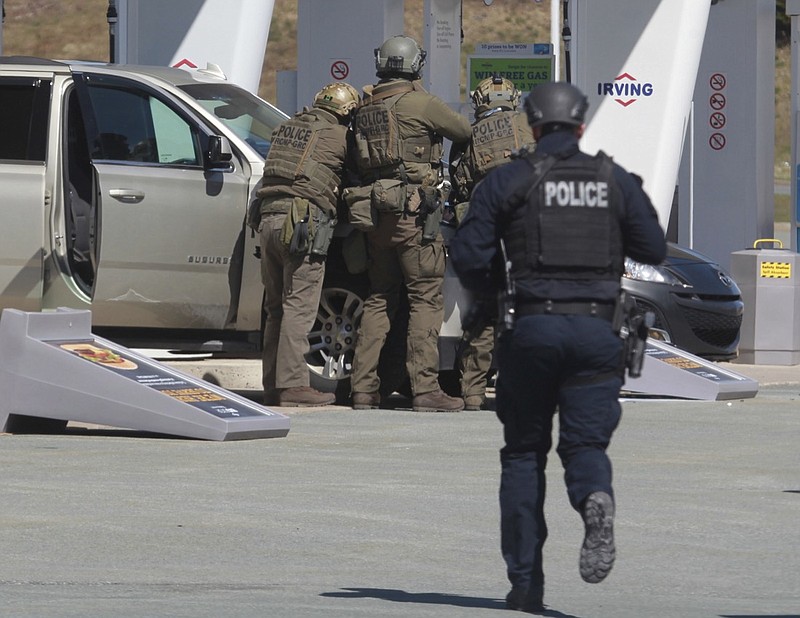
544,181,609,207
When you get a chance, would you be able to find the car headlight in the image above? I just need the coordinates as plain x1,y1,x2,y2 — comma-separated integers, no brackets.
624,258,686,286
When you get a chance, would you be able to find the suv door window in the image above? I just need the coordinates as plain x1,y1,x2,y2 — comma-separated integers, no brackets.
85,85,200,165
0,77,50,161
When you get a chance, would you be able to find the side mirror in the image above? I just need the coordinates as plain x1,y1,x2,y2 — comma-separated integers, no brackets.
205,135,233,170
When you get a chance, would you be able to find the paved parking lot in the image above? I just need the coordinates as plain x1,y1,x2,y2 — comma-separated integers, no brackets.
1,361,799,618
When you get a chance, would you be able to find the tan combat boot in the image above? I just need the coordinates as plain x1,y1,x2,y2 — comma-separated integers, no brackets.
411,389,464,413
352,391,381,410
278,386,335,407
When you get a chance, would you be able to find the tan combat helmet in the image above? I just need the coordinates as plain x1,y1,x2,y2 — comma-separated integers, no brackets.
471,75,521,117
313,82,360,118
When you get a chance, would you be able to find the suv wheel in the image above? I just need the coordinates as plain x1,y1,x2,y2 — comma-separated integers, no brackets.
306,286,363,399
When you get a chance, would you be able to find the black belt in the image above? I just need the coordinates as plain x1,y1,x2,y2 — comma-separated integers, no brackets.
516,300,616,321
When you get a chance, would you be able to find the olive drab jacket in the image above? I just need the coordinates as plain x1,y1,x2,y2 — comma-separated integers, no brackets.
353,78,471,187
256,107,350,217
449,109,535,204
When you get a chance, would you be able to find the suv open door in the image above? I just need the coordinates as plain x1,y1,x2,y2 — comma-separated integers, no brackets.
69,71,251,329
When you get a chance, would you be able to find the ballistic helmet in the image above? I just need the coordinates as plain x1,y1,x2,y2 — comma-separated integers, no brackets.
375,35,427,78
523,81,589,130
471,75,521,116
313,82,360,118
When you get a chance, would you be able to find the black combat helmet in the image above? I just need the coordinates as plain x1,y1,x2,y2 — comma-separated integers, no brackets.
523,81,589,131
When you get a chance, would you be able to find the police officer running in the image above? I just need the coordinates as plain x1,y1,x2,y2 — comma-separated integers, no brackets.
449,82,666,612
255,82,359,407
449,75,535,411
349,35,471,412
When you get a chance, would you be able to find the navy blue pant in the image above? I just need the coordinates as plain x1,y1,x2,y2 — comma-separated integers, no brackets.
495,314,623,593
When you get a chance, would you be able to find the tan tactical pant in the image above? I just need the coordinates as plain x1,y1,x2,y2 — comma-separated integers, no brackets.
459,323,495,399
351,212,445,396
259,213,325,399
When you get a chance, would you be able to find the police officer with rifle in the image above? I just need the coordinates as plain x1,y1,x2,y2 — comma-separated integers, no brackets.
449,81,666,612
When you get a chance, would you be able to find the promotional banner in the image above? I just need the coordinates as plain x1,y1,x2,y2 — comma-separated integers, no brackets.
467,55,553,95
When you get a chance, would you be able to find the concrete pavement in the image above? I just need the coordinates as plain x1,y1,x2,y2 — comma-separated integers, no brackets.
1,358,799,617
160,354,800,392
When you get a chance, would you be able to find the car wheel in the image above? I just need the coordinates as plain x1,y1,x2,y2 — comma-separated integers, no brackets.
306,286,364,400
305,283,453,403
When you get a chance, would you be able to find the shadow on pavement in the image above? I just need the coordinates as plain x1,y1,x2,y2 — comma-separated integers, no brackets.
320,587,581,617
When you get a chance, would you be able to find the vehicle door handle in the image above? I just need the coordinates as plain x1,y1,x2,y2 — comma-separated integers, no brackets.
108,189,145,203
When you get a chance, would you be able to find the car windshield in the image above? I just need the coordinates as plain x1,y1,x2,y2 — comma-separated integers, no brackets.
179,83,287,159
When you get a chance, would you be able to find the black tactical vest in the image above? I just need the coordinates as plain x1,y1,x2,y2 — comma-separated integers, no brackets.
503,151,624,283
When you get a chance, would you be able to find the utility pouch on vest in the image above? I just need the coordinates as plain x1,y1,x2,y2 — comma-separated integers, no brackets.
341,229,369,274
247,197,263,232
310,209,336,257
354,134,373,170
370,179,407,214
280,197,315,255
343,185,376,232
419,186,443,242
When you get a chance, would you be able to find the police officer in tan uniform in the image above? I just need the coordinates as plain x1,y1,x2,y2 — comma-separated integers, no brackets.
256,82,359,407
449,76,535,411
349,35,471,412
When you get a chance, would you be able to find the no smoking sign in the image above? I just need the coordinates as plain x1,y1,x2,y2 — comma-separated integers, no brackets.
330,60,349,80
709,72,726,91
707,72,727,151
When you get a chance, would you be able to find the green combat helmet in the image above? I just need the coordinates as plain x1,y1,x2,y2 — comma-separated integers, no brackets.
374,35,427,79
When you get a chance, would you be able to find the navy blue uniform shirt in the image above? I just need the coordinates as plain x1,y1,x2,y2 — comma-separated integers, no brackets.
449,130,667,304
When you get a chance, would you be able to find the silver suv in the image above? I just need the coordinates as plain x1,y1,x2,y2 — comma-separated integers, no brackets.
0,57,468,399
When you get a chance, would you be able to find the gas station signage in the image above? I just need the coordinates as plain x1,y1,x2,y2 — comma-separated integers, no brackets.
467,57,553,95
467,43,554,96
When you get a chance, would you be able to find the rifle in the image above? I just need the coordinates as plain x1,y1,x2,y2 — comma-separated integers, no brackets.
456,237,515,358
497,238,516,335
